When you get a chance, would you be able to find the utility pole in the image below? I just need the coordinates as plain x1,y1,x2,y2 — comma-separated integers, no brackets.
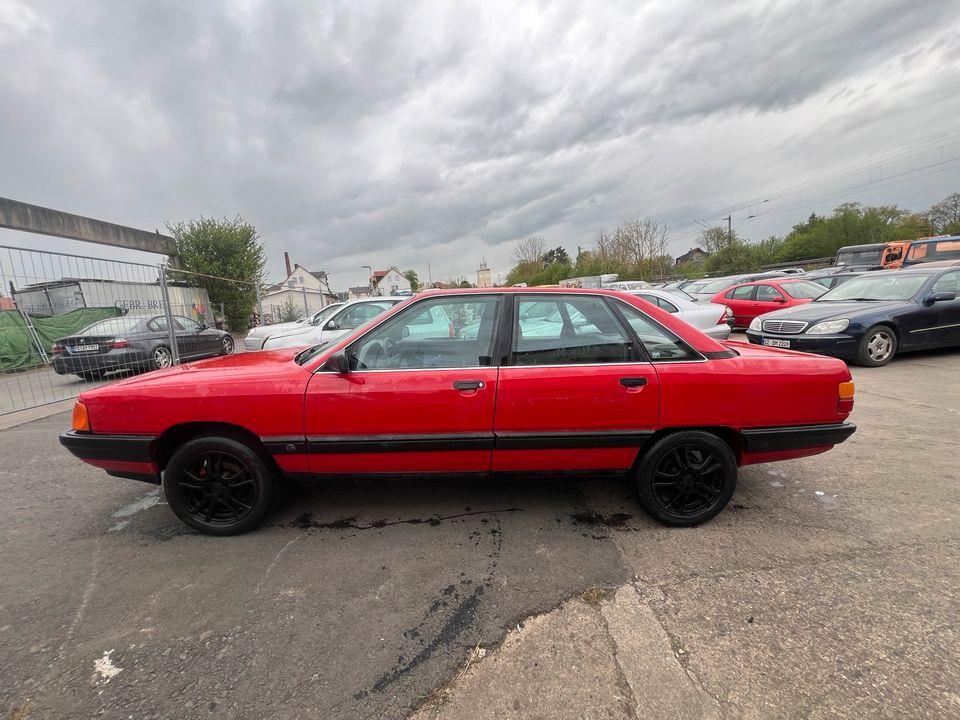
725,215,732,245
427,261,433,286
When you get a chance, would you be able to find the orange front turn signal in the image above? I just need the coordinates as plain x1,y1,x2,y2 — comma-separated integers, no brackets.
71,402,91,432
838,381,855,399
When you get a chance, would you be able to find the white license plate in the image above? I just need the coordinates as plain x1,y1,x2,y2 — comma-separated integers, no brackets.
71,344,100,352
761,338,790,348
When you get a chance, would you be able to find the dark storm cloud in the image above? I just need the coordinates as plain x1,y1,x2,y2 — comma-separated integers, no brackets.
1,0,959,286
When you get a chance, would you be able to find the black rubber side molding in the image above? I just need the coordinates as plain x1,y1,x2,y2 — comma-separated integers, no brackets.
740,423,856,452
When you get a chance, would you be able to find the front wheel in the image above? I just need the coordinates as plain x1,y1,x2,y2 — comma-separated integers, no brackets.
854,325,897,367
635,431,737,527
162,434,276,535
151,345,174,370
220,335,235,356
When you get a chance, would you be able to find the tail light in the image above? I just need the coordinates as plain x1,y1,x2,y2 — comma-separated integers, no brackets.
837,381,855,413
52,342,64,354
718,306,733,324
106,338,129,350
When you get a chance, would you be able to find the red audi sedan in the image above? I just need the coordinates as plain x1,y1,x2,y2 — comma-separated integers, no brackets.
61,288,855,535
712,278,827,329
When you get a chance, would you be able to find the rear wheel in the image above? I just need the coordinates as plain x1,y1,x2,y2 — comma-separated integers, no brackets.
854,325,897,367
220,335,235,356
162,434,275,536
152,345,173,370
635,431,737,527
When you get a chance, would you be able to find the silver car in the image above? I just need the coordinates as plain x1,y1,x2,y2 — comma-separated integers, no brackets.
244,302,344,351
261,297,404,350
629,289,732,340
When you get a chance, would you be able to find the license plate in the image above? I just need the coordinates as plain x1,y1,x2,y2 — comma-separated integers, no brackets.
71,344,100,352
761,338,790,348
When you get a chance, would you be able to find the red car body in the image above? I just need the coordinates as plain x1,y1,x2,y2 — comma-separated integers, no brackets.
61,288,855,534
712,278,826,329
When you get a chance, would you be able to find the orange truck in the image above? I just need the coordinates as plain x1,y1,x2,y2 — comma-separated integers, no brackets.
834,240,911,270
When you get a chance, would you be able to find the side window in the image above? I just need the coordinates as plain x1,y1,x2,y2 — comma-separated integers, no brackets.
933,271,960,294
349,297,499,370
656,298,679,313
727,286,754,300
615,301,700,362
147,317,168,332
755,285,782,302
511,295,638,366
174,316,201,331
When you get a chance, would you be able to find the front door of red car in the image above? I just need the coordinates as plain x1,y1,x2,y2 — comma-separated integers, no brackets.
493,294,659,473
750,284,789,324
303,295,503,475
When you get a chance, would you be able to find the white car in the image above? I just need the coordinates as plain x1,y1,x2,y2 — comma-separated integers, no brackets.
262,298,404,350
244,303,345,351
629,288,732,340
602,280,651,291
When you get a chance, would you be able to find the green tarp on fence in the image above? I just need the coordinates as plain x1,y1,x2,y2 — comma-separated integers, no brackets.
0,307,123,372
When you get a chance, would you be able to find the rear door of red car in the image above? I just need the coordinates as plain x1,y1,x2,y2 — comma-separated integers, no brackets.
492,294,659,473
303,295,503,475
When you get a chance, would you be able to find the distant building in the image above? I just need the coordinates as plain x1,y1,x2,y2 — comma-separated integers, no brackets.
260,253,337,322
675,248,710,266
370,267,411,296
347,285,373,300
430,281,451,290
476,259,492,288
0,295,14,311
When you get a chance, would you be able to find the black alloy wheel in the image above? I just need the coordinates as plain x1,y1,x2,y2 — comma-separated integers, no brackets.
635,431,737,527
163,434,275,535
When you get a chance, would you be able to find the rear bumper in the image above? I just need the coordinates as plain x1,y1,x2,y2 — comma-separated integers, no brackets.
740,422,856,453
52,349,149,374
703,324,732,340
59,430,160,483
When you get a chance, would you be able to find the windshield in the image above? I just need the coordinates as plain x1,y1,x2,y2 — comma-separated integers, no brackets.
699,278,734,294
660,288,695,302
817,274,929,301
836,248,882,266
683,281,707,293
905,239,960,264
309,303,343,325
781,281,827,299
79,317,143,335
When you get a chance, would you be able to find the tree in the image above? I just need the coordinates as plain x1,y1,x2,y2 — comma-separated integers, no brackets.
697,226,736,254
402,269,421,292
168,216,265,333
511,235,547,265
542,246,570,265
277,296,303,323
927,192,960,234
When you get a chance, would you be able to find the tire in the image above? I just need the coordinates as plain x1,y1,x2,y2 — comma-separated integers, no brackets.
162,433,276,536
854,325,897,367
635,431,737,527
220,335,235,356
151,345,174,370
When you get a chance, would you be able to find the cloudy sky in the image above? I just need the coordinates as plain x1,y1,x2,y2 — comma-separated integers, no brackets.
2,0,960,290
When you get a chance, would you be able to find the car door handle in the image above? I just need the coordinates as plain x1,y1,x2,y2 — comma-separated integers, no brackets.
619,377,648,387
453,380,485,390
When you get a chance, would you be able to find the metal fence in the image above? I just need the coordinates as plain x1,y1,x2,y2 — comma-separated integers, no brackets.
0,245,255,415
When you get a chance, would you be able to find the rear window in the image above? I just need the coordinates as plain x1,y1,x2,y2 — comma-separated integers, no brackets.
80,317,143,335
906,240,960,263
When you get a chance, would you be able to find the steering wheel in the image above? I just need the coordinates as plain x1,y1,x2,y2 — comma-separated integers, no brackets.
357,340,386,369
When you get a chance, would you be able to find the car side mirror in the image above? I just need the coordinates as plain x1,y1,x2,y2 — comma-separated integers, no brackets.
926,291,957,305
322,349,349,373
325,320,339,330
772,296,787,303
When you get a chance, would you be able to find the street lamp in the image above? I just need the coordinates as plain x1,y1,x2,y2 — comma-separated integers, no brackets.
361,265,375,296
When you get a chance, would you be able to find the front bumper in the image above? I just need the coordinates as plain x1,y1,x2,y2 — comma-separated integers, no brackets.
243,336,267,351
745,330,859,359
59,430,160,483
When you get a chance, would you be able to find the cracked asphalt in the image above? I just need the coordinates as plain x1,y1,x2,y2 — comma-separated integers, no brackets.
2,345,959,719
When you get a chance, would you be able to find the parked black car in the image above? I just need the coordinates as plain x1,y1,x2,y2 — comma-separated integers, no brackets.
807,272,864,291
52,314,234,380
745,267,960,367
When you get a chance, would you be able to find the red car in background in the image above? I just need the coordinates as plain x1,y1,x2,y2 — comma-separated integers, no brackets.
713,278,827,329
60,288,856,536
